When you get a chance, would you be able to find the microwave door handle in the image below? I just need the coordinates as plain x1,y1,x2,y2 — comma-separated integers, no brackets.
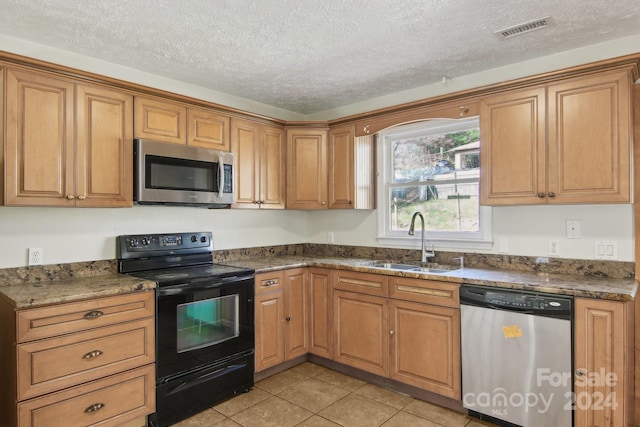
218,157,225,198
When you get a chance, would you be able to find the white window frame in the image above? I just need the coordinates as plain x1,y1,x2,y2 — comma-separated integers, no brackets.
376,118,493,250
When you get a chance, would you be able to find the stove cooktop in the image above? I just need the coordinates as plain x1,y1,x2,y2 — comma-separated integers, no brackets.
130,263,254,286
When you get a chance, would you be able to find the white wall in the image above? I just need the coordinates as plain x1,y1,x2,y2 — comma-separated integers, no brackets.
306,205,635,262
0,36,637,267
0,207,308,268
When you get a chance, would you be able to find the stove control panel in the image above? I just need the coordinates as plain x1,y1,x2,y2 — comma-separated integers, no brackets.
117,232,213,259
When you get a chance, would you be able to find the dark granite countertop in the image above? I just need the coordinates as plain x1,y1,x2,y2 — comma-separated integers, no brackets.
0,274,156,309
224,256,638,301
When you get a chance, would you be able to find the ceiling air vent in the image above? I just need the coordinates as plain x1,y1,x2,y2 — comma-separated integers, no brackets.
494,16,552,39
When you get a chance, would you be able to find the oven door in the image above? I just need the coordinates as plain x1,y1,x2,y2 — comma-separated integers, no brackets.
155,274,254,381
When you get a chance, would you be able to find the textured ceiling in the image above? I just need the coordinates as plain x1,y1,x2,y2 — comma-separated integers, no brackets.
1,0,639,114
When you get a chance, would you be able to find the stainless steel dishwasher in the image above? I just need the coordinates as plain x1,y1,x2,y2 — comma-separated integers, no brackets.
460,284,573,427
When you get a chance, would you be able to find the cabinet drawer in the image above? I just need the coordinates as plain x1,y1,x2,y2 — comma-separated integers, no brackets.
333,270,388,297
256,271,284,295
18,318,155,400
18,364,155,427
17,291,154,343
389,277,459,307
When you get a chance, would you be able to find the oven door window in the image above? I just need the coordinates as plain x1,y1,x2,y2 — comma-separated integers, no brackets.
176,294,239,352
146,155,219,192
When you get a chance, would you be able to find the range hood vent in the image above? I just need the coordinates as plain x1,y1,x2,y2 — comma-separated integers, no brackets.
495,16,552,39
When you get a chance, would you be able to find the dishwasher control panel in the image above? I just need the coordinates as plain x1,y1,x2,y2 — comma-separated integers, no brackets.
460,284,573,318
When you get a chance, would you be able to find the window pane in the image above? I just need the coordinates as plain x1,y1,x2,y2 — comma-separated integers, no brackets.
390,182,479,232
176,295,239,353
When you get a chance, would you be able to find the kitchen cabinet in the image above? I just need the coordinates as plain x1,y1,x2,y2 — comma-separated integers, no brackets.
328,125,375,209
333,289,389,377
231,118,286,209
0,291,155,427
5,68,133,207
481,69,632,205
254,269,308,372
574,298,633,427
388,277,460,399
134,96,187,145
286,127,328,209
308,268,333,359
188,107,230,151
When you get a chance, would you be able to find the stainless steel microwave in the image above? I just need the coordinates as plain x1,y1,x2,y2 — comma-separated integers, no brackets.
134,139,235,207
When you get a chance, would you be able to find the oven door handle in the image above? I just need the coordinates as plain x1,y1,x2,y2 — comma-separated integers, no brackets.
165,362,248,396
157,275,253,296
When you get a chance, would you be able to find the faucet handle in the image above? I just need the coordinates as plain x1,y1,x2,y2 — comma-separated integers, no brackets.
452,256,464,268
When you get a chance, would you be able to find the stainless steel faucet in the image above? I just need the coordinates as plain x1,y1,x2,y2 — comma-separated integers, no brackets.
408,212,435,263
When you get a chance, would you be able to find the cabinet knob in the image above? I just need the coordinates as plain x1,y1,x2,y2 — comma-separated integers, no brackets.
548,192,556,198
321,201,326,205
459,106,469,117
575,369,586,377
390,330,394,335
77,195,86,200
285,316,291,321
83,349,103,359
84,403,105,413
363,125,370,134
349,200,352,204
83,310,104,319
537,192,545,198
66,194,75,200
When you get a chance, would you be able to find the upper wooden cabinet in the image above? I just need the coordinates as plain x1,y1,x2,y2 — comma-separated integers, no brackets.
134,96,186,145
187,107,230,151
5,68,133,207
135,96,231,151
231,118,286,209
328,125,375,209
286,127,328,209
481,69,633,205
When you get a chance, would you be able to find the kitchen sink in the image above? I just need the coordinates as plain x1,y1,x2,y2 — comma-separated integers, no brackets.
365,261,457,274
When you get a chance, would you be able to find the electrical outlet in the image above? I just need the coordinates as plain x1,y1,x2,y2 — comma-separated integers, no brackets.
548,240,559,256
566,220,581,239
28,248,43,266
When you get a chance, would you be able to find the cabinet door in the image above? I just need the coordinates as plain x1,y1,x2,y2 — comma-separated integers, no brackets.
286,128,327,209
328,124,354,209
76,84,133,207
480,87,546,205
283,268,308,360
134,96,186,145
547,70,631,203
389,300,460,399
231,118,260,208
259,125,286,209
308,268,333,359
333,290,388,377
574,298,631,427
187,107,230,151
254,291,285,371
5,68,75,206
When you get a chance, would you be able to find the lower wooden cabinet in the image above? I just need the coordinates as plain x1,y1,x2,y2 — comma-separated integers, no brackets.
0,291,155,427
333,289,389,377
255,269,308,372
389,299,460,398
17,365,154,427
574,298,633,427
308,268,333,359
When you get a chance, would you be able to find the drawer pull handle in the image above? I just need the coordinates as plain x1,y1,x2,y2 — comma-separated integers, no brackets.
84,310,104,319
262,280,279,287
83,350,103,359
84,403,105,413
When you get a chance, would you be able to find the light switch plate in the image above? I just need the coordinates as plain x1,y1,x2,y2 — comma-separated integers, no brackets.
594,240,617,260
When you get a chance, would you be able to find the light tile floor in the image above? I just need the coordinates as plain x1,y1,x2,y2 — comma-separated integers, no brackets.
174,362,497,427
